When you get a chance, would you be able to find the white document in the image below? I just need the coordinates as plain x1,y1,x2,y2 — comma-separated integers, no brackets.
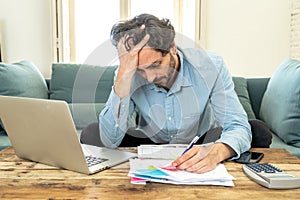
137,143,214,160
137,144,187,159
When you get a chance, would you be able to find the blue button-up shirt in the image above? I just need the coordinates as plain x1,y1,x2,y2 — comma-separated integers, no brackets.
99,47,251,158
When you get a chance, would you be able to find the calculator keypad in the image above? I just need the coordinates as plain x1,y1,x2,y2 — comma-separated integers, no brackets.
245,163,283,173
243,163,300,189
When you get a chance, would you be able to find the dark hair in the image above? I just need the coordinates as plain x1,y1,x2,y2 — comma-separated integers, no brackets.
110,13,175,56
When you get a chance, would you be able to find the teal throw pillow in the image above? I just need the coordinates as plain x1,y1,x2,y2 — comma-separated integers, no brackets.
50,63,117,103
260,59,300,147
0,61,48,132
232,77,256,119
0,61,48,98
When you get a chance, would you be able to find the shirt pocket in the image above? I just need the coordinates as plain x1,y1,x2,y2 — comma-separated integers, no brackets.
179,113,201,132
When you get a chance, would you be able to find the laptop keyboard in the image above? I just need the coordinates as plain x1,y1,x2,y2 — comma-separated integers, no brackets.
85,156,108,167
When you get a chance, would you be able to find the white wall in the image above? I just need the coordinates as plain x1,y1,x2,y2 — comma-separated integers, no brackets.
205,0,291,77
0,0,52,77
0,0,292,78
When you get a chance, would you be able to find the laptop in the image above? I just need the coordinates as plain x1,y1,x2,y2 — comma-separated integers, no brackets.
0,95,137,174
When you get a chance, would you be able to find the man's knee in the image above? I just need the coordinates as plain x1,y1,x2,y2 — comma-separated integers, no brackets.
80,122,103,147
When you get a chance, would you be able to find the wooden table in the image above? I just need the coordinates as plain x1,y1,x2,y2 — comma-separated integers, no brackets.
0,147,300,200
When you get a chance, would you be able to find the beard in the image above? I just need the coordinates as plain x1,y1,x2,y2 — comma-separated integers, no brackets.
154,53,178,89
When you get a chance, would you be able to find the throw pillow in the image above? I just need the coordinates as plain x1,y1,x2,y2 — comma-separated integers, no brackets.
0,61,48,98
0,61,48,132
260,59,300,147
50,63,117,103
248,119,272,148
232,77,256,119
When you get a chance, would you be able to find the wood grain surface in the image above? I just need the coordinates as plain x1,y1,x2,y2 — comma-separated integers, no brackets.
0,147,300,200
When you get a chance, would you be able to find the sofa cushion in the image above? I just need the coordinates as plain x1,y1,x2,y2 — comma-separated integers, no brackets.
260,59,300,147
0,61,48,132
247,78,270,119
50,63,117,103
270,133,300,158
232,77,256,119
69,103,106,129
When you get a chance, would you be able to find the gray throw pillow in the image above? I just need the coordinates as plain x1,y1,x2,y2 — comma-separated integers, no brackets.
232,77,256,119
0,61,48,132
260,59,300,147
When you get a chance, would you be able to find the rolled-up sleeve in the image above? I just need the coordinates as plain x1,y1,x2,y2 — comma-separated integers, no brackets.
99,88,135,148
209,55,252,159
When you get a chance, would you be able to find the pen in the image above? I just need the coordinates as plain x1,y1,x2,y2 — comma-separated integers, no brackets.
181,135,201,155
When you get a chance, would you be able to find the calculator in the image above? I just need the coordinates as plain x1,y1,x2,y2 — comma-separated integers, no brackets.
243,163,300,189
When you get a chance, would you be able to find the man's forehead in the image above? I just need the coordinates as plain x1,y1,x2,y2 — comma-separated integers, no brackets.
138,48,163,67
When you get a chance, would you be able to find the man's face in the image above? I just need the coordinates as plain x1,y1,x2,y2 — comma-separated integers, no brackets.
137,47,177,89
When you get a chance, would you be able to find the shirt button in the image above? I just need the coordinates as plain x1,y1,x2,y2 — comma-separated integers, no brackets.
121,104,125,108
115,124,119,128
168,116,172,121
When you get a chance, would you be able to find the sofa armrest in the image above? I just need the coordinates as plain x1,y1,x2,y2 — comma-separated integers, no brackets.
247,78,270,119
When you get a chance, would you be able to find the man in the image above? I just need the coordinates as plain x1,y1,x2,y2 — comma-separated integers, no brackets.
98,13,251,173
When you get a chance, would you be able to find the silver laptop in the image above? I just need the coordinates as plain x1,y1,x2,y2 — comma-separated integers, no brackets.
0,95,137,174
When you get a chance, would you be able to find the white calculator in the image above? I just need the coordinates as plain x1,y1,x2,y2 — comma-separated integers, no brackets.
243,163,300,189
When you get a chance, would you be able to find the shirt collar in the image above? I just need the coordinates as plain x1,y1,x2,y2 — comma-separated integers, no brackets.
174,48,193,87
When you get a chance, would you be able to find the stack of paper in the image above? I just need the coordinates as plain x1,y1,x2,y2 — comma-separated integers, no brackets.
137,144,187,159
128,145,235,186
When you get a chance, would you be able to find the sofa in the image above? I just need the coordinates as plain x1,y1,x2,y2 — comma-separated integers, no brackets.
0,60,299,158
